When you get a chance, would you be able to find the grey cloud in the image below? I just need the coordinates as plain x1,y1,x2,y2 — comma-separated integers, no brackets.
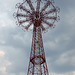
0,0,75,75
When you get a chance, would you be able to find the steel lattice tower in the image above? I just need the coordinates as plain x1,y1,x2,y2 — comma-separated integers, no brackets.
14,0,59,75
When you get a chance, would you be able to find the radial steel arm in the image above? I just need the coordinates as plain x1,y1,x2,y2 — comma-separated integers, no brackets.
19,19,31,24
19,5,31,14
36,0,41,12
44,16,57,20
43,8,56,15
17,13,29,17
41,24,45,31
24,22,32,30
43,20,53,27
26,0,35,12
41,1,51,12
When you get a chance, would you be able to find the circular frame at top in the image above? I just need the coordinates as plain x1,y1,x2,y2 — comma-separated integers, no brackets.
15,0,59,31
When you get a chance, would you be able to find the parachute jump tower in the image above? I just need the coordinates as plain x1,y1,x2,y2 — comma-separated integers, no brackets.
14,0,59,75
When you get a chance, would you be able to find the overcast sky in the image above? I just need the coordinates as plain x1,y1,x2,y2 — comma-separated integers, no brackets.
0,0,75,75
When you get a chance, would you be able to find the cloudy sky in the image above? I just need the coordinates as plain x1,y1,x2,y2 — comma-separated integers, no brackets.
0,0,75,75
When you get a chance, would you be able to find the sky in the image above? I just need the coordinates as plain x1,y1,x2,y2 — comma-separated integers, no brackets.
0,0,75,75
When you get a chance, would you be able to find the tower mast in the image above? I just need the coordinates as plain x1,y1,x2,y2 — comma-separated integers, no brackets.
27,25,49,75
14,0,59,75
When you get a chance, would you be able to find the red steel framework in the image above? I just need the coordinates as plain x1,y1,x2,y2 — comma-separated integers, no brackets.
14,0,59,75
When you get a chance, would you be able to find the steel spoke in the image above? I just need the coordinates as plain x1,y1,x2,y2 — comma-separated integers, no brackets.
19,19,31,24
26,0,35,12
19,5,31,14
17,13,29,17
41,24,45,31
41,1,51,12
44,16,57,20
36,0,41,12
25,22,32,30
43,20,53,27
43,8,56,15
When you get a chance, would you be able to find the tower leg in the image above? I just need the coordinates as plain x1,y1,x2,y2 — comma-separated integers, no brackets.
27,26,49,75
